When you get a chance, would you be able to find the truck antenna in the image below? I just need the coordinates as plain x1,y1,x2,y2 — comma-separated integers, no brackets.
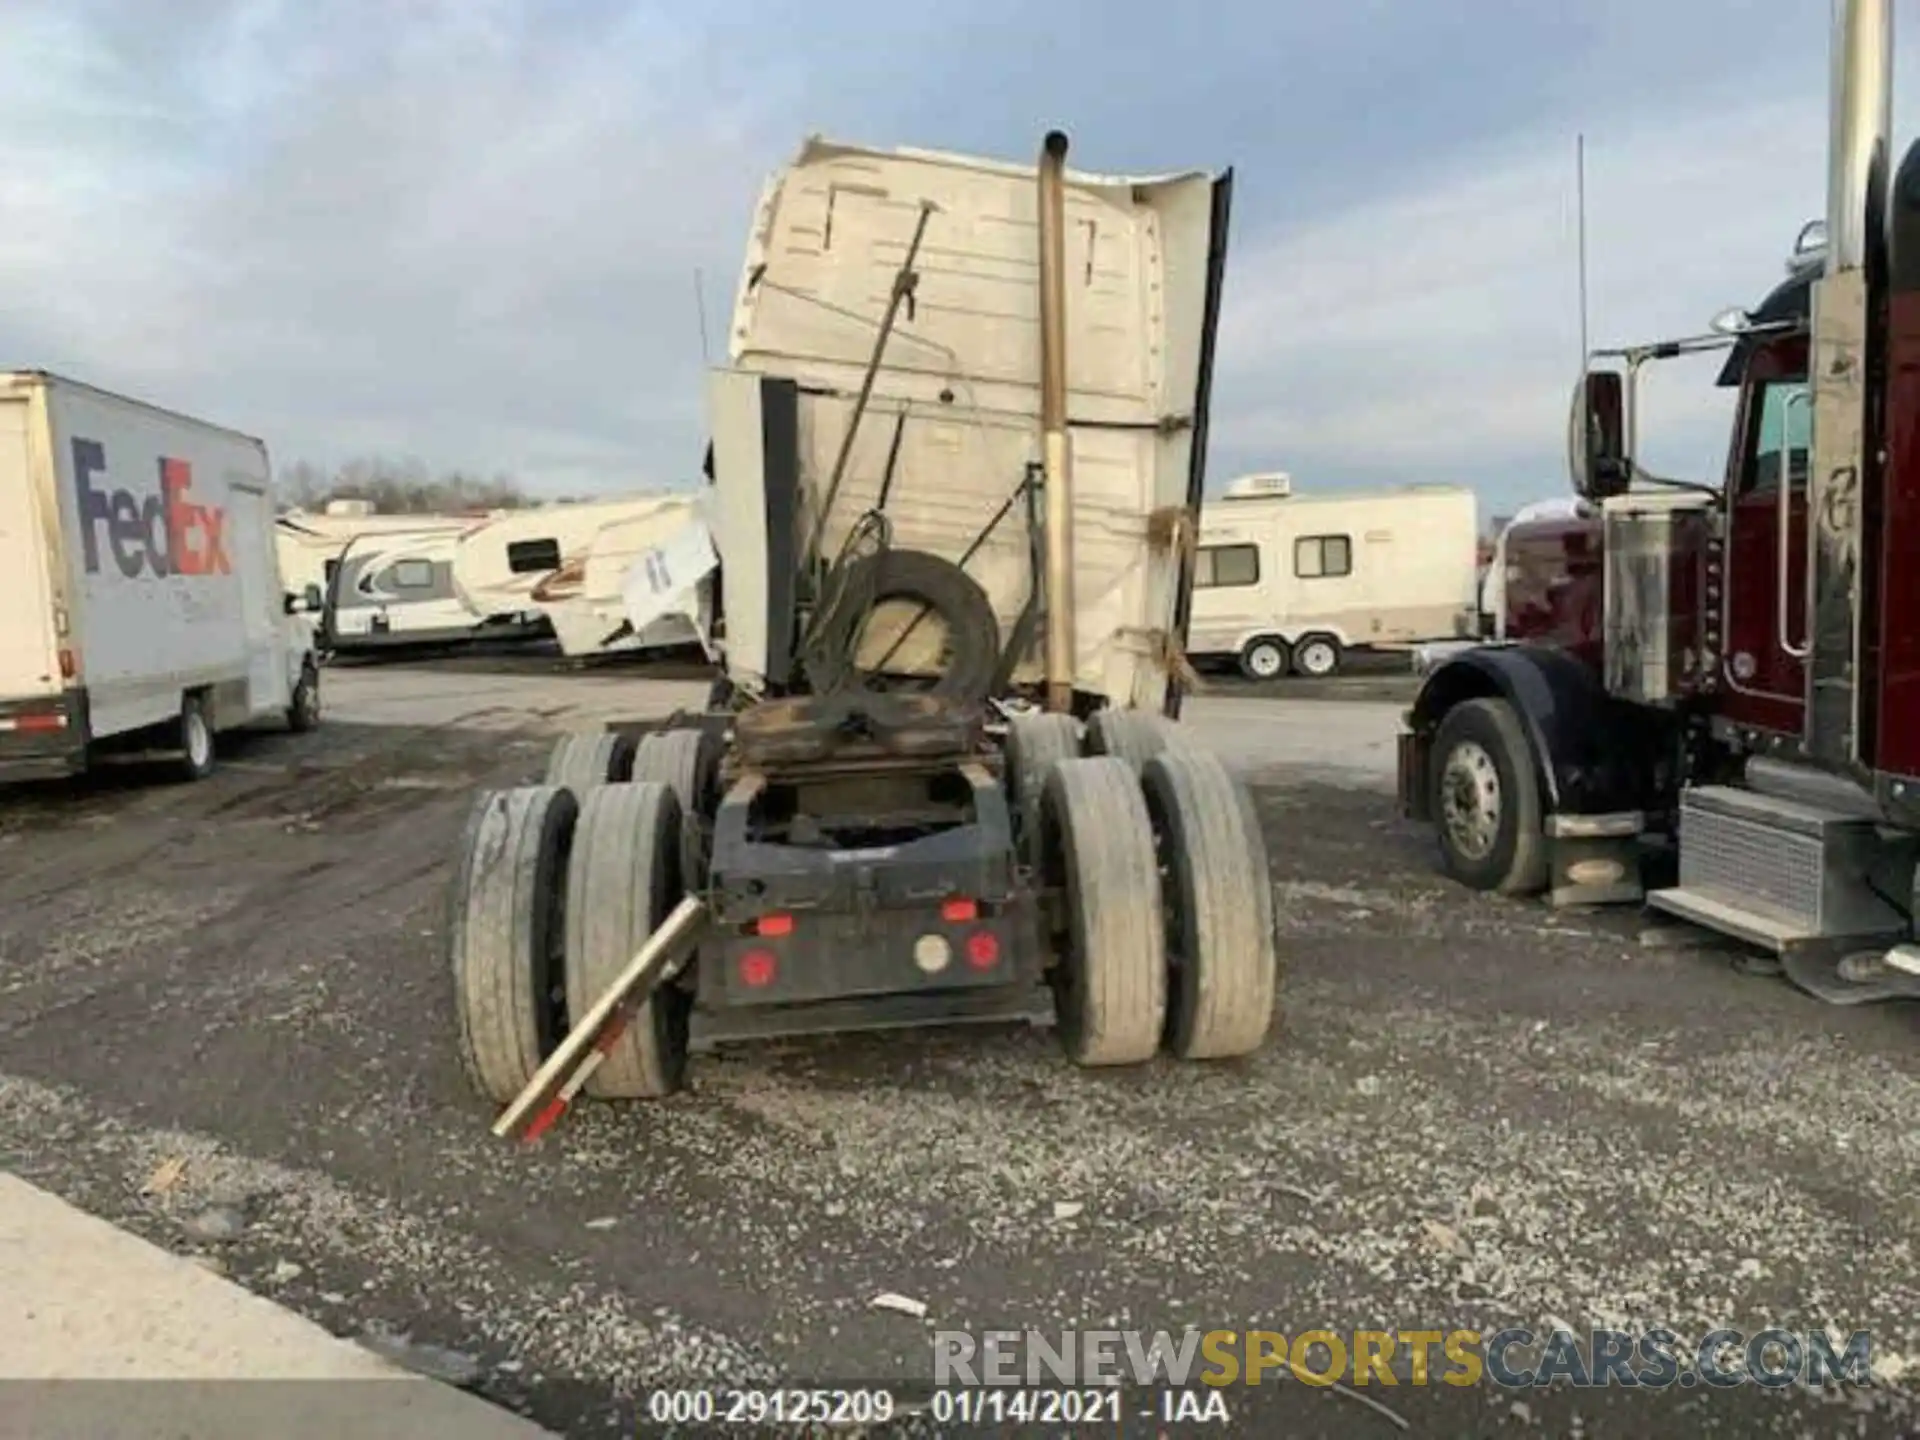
1576,132,1590,369
694,267,713,367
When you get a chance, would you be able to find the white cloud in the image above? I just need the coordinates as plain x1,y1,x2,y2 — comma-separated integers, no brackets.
1211,58,1920,513
0,2,787,493
3,0,1919,519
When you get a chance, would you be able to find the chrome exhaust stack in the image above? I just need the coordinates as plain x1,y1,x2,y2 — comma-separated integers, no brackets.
1805,0,1892,767
1037,130,1076,714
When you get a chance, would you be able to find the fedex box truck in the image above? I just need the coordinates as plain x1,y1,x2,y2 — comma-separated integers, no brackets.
0,371,322,785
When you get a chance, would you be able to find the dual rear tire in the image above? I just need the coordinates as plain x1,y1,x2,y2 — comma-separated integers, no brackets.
452,726,712,1106
1015,709,1279,1065
451,717,1281,1110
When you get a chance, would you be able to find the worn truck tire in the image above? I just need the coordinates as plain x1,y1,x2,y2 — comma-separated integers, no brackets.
1042,756,1167,1066
564,782,690,1099
1084,708,1180,770
828,549,1000,701
448,785,577,1104
1141,748,1279,1059
632,726,723,884
1429,697,1548,896
544,730,636,793
1004,713,1081,867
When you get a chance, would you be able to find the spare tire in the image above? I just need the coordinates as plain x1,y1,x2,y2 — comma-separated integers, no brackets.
815,549,1000,703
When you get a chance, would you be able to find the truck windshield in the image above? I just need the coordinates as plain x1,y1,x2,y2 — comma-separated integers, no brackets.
1748,380,1810,494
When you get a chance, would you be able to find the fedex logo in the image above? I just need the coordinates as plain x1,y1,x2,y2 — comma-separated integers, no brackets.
72,438,230,579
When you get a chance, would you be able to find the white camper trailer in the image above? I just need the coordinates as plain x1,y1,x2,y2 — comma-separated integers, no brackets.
451,495,712,660
1188,474,1480,678
275,509,473,606
322,525,528,653
0,371,321,784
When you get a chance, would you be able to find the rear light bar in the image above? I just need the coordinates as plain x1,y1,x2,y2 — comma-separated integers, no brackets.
0,711,67,734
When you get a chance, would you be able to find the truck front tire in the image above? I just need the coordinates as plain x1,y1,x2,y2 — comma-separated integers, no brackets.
288,664,321,733
1428,697,1548,896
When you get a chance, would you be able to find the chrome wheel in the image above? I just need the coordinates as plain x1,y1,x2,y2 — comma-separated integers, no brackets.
1440,740,1500,861
1245,642,1285,678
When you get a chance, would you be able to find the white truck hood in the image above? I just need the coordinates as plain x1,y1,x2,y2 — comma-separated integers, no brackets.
706,133,1232,711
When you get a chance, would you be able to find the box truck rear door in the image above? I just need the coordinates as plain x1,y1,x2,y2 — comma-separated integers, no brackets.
0,398,60,698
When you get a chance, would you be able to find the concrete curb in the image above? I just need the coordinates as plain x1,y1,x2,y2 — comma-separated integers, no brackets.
0,1172,549,1437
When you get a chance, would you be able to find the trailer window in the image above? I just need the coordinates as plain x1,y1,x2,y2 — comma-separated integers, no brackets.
1295,534,1352,578
1745,380,1810,495
1195,543,1259,588
508,538,562,573
382,559,436,591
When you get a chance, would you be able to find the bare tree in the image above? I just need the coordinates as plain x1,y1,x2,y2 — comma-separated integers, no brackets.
276,454,536,514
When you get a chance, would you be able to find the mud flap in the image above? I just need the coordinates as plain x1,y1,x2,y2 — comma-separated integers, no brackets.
1779,944,1920,1005
1397,729,1429,822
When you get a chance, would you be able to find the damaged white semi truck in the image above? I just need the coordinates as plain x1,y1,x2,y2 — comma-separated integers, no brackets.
447,132,1280,1127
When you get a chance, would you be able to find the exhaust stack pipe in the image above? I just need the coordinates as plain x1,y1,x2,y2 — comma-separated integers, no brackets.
1806,0,1892,766
1824,0,1892,276
1037,129,1076,714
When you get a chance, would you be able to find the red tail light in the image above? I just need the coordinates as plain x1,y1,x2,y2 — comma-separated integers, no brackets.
941,898,978,923
14,712,66,734
965,931,999,969
739,948,777,988
756,913,794,938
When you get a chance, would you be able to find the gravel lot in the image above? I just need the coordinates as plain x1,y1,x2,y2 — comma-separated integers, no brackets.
2,661,1917,1436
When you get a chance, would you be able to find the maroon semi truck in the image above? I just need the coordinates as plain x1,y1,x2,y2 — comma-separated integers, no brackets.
1400,0,1920,1003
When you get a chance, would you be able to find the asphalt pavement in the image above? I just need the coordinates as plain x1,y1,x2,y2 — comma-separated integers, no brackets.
0,661,1916,1436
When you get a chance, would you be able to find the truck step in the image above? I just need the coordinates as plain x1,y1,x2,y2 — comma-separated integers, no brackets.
1650,784,1915,950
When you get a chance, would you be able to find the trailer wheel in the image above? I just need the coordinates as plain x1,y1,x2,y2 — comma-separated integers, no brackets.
1238,636,1289,681
1041,757,1167,1066
564,782,689,1098
1291,633,1343,678
1429,697,1548,895
177,694,216,781
1084,707,1180,770
448,785,577,1104
632,726,723,884
287,663,321,734
1004,713,1080,865
1141,749,1278,1059
544,730,636,793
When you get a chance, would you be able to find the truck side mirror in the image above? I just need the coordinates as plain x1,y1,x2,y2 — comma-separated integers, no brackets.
305,583,324,612
1568,370,1630,502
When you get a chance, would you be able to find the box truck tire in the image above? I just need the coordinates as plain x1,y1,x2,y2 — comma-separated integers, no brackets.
288,663,321,734
177,695,216,782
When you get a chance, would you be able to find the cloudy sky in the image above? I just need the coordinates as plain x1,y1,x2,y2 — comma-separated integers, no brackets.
2,0,1916,515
